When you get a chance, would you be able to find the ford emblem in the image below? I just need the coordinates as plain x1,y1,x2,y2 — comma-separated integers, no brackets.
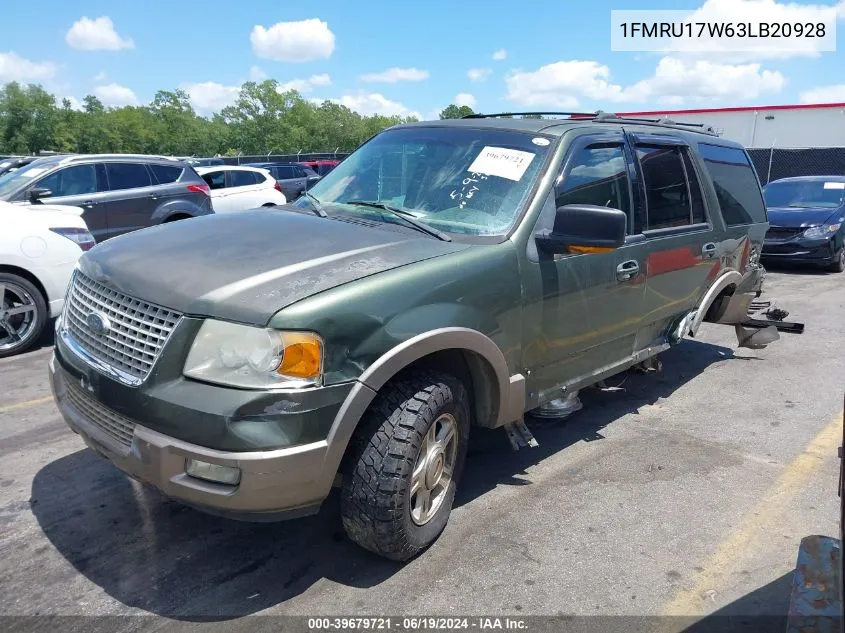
86,311,111,336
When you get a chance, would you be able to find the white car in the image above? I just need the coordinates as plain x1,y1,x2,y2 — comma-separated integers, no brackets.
195,166,287,213
0,200,95,357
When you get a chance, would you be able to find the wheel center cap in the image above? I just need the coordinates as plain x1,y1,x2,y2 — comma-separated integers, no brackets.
425,448,445,489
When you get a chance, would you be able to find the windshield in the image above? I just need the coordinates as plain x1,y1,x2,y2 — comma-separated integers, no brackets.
298,126,551,236
763,180,845,209
0,160,54,199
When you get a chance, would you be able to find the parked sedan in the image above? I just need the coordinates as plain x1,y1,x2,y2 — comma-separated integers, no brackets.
762,176,845,272
245,162,320,200
0,200,95,357
196,166,287,213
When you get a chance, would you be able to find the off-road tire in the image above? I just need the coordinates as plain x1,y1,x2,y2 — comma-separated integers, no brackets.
341,371,470,561
0,272,48,358
828,248,845,273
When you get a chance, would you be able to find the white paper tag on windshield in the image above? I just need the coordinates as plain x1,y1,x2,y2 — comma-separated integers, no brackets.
823,182,845,190
467,147,535,181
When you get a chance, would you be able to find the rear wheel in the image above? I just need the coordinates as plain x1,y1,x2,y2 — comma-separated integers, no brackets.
0,273,48,358
341,371,469,561
828,248,845,273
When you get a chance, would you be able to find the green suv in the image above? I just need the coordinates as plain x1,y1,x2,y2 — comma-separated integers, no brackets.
49,113,772,560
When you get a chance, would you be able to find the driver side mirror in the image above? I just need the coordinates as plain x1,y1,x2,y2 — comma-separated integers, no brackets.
28,187,53,204
535,204,627,255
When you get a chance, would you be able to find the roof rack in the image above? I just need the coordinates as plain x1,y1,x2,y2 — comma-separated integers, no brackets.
462,110,720,136
462,111,597,119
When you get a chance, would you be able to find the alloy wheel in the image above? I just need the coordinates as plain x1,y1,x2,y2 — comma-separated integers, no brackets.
410,412,459,525
0,281,39,352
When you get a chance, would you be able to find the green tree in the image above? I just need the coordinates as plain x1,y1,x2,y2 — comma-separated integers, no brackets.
439,104,474,119
0,82,59,153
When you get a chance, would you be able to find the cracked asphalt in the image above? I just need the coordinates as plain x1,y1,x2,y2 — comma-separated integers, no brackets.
0,268,842,631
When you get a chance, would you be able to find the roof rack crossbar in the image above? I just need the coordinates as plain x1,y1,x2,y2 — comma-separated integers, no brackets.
461,111,598,119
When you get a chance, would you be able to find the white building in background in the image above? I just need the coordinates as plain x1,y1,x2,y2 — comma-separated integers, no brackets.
615,102,845,149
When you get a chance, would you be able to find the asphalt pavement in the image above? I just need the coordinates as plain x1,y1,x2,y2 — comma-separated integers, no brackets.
0,267,842,632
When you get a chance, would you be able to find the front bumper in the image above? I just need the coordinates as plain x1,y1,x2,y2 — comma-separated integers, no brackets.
49,346,354,520
762,237,838,265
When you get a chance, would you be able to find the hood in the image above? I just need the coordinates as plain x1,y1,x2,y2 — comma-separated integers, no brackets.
0,200,88,231
79,208,470,324
766,206,844,228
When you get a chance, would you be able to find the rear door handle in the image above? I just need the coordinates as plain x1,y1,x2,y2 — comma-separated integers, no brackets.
702,242,717,258
616,260,640,282
82,200,95,208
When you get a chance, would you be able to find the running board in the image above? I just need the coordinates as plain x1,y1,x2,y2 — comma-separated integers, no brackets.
503,419,539,451
742,317,805,334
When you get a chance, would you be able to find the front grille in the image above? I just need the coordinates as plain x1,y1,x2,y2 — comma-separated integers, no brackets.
64,271,182,383
65,382,136,450
766,226,803,241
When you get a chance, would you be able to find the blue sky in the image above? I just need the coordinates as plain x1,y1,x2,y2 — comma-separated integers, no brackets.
0,0,843,119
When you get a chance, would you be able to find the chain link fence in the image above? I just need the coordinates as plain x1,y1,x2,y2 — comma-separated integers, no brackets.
220,151,352,166
747,146,845,185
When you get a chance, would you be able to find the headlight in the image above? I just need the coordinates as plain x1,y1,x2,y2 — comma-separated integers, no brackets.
803,223,841,239
183,320,323,389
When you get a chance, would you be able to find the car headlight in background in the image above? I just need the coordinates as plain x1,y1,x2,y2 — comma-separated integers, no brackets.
803,223,841,239
183,320,323,388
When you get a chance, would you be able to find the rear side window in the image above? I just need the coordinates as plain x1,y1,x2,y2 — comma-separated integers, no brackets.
150,164,183,184
556,143,635,233
202,171,226,190
231,170,259,187
698,143,767,226
106,162,152,191
275,165,295,179
636,145,701,231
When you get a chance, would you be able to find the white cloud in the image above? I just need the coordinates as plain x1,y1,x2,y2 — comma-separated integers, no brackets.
249,65,267,82
0,51,57,82
182,82,240,113
455,92,476,108
506,57,784,108
467,67,492,82
93,71,107,82
94,83,139,107
800,84,845,103
250,19,335,62
666,0,842,61
360,67,429,83
277,74,333,94
492,48,507,61
330,92,421,119
66,16,134,51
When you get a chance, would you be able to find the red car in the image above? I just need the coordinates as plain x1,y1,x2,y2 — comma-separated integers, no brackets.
298,160,340,177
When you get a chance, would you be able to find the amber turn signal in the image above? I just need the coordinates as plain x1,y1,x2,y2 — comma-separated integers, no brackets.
277,332,323,379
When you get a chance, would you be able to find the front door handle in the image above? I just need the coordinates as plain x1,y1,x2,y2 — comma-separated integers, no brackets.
616,259,640,282
702,242,717,258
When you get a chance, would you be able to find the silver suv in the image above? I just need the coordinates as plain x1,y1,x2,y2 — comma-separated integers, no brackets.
0,154,214,241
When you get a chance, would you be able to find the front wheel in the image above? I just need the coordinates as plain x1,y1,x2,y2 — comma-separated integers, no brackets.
828,248,845,273
341,371,470,561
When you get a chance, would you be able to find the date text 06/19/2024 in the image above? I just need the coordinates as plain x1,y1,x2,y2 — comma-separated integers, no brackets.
307,617,529,631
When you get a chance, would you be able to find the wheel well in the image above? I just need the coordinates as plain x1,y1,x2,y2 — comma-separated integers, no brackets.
0,265,49,305
703,283,737,322
262,202,276,207
164,213,190,222
378,348,500,429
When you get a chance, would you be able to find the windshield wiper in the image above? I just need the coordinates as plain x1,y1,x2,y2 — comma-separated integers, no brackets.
344,200,452,242
302,191,328,217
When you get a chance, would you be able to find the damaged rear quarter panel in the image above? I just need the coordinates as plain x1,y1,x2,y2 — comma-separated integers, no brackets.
269,242,524,385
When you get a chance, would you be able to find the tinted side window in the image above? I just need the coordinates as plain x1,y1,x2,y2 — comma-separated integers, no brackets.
36,165,98,197
636,145,692,230
106,162,152,190
699,143,767,226
231,170,259,187
150,164,183,184
556,144,634,232
202,171,226,190
275,165,294,179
